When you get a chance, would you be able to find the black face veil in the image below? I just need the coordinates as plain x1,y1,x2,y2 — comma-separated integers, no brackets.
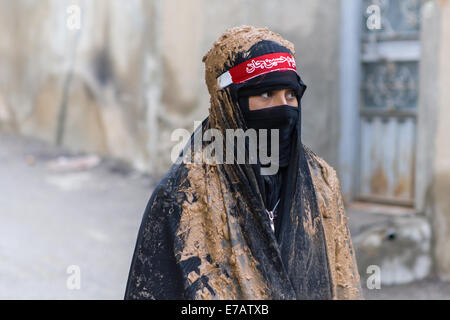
125,27,335,300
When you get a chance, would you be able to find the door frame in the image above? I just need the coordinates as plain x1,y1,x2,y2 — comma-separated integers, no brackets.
339,0,363,202
339,0,420,207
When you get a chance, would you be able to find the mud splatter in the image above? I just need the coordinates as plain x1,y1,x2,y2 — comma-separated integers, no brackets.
305,145,363,299
175,146,269,299
203,25,295,97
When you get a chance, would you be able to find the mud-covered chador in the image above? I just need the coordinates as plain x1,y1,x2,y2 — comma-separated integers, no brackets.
125,26,362,300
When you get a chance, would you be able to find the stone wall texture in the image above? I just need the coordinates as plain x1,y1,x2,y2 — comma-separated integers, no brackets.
0,0,342,176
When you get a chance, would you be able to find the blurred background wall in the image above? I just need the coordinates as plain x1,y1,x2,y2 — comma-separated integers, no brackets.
0,0,342,175
1,0,450,292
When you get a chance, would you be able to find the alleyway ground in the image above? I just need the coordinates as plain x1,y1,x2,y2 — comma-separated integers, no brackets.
1,132,449,299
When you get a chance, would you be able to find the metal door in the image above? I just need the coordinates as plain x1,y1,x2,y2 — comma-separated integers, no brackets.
358,0,422,206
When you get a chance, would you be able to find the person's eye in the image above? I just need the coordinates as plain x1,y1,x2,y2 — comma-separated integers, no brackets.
286,91,296,99
260,92,271,99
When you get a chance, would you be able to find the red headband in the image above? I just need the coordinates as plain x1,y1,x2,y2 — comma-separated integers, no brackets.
217,52,297,89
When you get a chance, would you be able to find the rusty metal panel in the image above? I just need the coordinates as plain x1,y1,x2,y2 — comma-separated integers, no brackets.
369,117,386,196
381,117,397,197
394,117,416,200
359,115,415,204
357,0,421,206
360,117,373,196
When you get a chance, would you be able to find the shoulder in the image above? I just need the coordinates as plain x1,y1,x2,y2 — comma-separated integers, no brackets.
303,145,343,220
150,161,210,212
144,162,196,213
303,145,340,191
303,145,363,299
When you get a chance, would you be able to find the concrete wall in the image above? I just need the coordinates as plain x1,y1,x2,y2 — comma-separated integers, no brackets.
0,0,164,172
415,0,450,280
0,0,342,176
425,0,450,280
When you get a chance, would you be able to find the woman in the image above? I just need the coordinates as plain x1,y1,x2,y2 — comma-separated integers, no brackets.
125,25,362,300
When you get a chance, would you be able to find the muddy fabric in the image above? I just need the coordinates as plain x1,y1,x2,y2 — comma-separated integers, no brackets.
124,26,363,300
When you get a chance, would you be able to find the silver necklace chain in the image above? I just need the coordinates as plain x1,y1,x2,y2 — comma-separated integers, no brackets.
265,198,280,233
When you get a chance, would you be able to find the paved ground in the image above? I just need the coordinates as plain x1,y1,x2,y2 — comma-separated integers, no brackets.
362,278,450,300
0,132,154,299
1,132,450,299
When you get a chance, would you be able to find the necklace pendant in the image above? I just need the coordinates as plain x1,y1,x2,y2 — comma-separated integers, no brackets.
266,209,275,232
270,220,275,232
265,199,279,233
